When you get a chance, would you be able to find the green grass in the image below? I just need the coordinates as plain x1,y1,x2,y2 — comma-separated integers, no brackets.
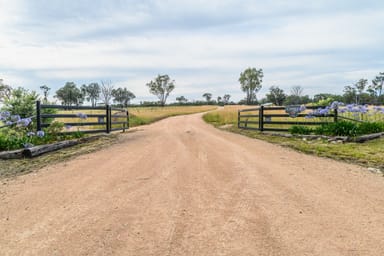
0,134,120,178
203,106,384,173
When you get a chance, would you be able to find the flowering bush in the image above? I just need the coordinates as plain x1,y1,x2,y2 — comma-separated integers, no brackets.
0,111,46,150
306,102,384,121
289,102,384,136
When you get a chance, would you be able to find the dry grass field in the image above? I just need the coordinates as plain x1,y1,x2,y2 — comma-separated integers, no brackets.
50,105,217,132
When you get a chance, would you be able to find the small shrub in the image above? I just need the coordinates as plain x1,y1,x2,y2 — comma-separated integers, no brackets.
357,122,384,135
289,126,313,135
315,121,358,137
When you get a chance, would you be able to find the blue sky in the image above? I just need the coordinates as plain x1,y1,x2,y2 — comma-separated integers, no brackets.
1,0,383,103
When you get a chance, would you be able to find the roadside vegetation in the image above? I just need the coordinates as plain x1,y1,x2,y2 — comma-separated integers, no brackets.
0,105,216,178
1,69,383,177
129,105,217,127
203,105,384,172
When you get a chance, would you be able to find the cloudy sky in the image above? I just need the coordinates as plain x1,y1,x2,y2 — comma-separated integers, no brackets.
1,0,383,103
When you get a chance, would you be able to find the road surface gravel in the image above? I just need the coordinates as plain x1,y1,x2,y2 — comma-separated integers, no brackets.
1,113,384,255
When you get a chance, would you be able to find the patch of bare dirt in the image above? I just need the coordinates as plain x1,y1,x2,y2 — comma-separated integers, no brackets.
1,113,383,255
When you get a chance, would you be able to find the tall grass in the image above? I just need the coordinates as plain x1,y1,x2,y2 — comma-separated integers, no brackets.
54,105,217,131
129,105,217,127
202,105,248,127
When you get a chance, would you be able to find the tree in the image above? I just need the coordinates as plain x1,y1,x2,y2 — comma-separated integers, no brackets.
2,87,39,118
146,75,175,106
100,80,114,105
266,86,286,106
0,79,12,104
284,95,311,105
112,87,135,107
239,67,263,105
343,85,357,104
217,96,222,104
223,94,231,104
39,85,51,103
202,93,212,102
176,96,188,104
368,72,384,103
81,83,100,107
290,85,303,97
285,85,307,105
344,79,368,104
55,82,83,106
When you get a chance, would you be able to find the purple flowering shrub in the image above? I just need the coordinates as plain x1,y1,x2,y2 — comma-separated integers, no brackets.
0,110,88,151
307,102,384,122
0,111,47,150
291,102,384,136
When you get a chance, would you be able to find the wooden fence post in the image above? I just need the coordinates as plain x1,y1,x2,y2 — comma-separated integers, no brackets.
36,101,41,131
259,105,264,131
106,105,110,133
126,110,129,130
334,108,338,123
237,110,240,128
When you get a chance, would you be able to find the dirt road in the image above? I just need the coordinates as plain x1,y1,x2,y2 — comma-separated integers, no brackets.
1,113,384,255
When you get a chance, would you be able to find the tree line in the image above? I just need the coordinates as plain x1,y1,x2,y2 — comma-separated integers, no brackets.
54,80,135,107
1,69,383,116
238,68,384,106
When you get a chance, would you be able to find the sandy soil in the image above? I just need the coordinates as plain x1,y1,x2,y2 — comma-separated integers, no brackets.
1,113,384,255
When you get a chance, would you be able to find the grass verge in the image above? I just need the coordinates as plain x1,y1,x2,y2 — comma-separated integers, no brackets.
204,106,384,173
0,134,121,179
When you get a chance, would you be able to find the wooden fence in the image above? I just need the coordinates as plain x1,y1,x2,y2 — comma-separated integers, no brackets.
238,105,338,132
36,101,129,134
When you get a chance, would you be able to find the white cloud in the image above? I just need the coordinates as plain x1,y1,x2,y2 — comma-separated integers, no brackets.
0,0,383,102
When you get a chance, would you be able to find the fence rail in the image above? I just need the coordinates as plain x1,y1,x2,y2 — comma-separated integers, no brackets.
238,105,337,132
36,101,129,134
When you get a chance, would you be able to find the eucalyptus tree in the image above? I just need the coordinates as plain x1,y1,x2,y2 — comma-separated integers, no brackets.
223,94,231,104
55,82,83,106
81,82,100,107
100,80,114,106
112,87,135,107
344,79,368,104
202,93,212,103
40,85,51,103
368,72,384,103
266,86,286,106
0,79,12,104
146,74,175,106
176,96,188,104
239,67,263,105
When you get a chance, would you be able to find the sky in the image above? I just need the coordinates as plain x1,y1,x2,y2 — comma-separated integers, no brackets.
0,0,383,104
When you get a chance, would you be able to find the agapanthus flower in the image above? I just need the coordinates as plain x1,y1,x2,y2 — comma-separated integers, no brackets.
36,130,45,137
330,101,344,110
27,131,35,137
359,105,368,114
76,112,87,119
17,118,32,127
23,143,34,148
11,115,21,122
0,111,11,119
